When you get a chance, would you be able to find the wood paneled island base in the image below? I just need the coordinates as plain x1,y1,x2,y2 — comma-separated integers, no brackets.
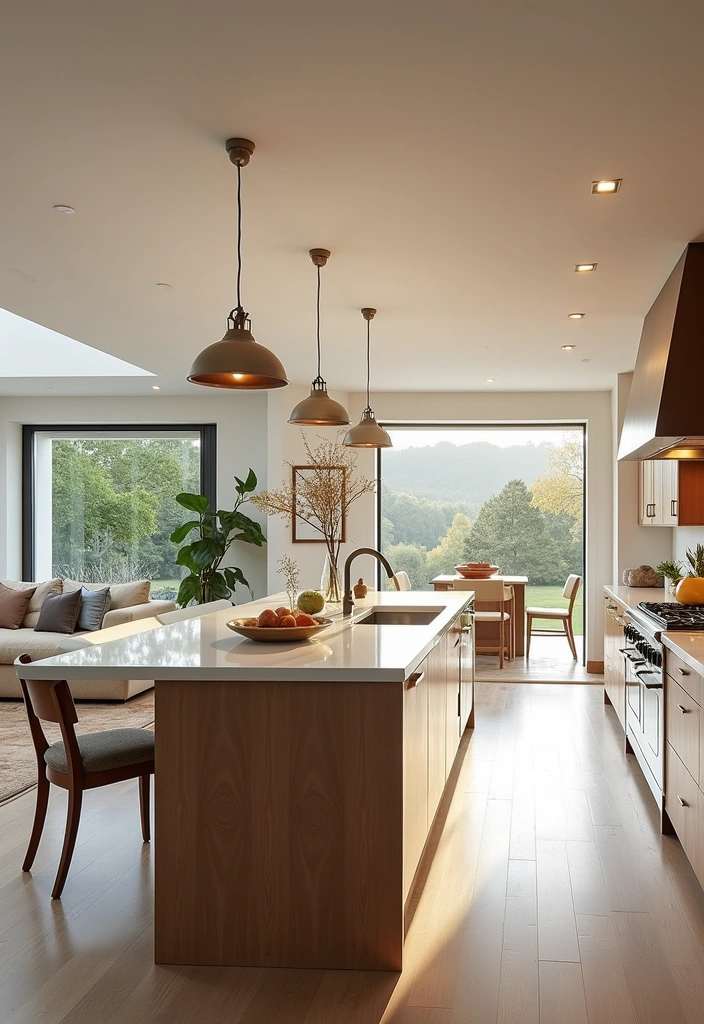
155,677,404,971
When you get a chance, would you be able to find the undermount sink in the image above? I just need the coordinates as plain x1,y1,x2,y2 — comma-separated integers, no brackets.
356,607,441,626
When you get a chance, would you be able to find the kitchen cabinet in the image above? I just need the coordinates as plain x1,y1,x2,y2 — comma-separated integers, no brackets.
404,662,428,900
638,459,704,526
460,613,474,733
427,635,447,826
603,592,627,730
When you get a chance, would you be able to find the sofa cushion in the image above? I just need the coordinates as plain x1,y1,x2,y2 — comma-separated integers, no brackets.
0,583,36,629
63,578,151,609
44,728,154,774
35,590,82,634
2,627,68,662
76,586,111,632
0,578,63,628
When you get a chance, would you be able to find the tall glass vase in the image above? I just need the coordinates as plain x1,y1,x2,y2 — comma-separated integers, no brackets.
321,550,342,604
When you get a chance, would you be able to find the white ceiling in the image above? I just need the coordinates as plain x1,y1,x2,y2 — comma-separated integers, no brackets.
1,0,704,398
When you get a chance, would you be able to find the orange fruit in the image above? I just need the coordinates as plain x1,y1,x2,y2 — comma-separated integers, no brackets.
257,609,277,628
280,615,297,628
295,614,316,626
275,606,291,617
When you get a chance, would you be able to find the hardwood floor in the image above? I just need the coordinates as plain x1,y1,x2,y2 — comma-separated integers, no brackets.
475,636,597,683
2,682,704,1022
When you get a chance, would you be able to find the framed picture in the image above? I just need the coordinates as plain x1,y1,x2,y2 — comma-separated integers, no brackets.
291,465,347,543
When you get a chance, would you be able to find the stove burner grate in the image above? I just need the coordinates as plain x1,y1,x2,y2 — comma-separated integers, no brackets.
637,601,704,630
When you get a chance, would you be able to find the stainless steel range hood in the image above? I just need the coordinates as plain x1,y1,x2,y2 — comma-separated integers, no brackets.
618,242,704,461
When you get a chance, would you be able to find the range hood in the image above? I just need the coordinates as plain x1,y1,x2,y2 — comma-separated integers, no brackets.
619,242,704,461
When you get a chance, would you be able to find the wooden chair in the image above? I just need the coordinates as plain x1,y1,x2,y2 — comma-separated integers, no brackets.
473,579,514,668
392,570,412,592
525,574,582,659
16,654,154,899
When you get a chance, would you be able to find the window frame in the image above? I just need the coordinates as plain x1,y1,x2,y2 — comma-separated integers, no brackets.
21,422,217,581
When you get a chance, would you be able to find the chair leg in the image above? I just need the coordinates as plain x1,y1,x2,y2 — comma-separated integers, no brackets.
566,618,578,660
139,774,151,842
52,787,82,899
526,615,532,657
22,773,50,872
499,618,504,669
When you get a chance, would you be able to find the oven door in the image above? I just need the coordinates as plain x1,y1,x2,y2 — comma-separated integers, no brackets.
637,666,663,763
624,651,644,723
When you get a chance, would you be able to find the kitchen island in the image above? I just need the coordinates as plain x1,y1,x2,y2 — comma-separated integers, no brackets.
18,589,474,972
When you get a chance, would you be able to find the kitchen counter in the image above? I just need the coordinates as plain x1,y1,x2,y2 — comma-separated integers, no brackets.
662,631,704,674
17,589,472,685
604,584,672,610
20,589,474,974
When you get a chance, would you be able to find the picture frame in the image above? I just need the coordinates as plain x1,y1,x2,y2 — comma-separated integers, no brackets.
291,465,347,543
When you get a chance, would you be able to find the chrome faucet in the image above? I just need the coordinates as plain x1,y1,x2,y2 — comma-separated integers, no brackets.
343,547,396,615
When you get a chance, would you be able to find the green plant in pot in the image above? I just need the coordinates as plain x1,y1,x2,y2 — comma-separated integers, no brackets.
170,470,265,607
674,544,704,605
656,559,684,596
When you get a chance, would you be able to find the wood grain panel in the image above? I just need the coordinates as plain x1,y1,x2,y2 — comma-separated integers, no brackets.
666,742,700,867
538,961,588,1024
427,639,447,824
677,461,704,527
536,840,579,962
155,678,404,971
666,651,702,705
404,669,428,902
667,677,700,781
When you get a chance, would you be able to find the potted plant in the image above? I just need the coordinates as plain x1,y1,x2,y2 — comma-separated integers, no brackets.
674,544,704,605
656,559,684,597
170,470,265,607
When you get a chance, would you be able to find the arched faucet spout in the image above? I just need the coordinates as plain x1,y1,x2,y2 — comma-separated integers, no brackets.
343,547,395,616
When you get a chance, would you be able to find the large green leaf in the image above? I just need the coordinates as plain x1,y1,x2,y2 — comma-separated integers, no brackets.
175,492,209,514
176,574,202,608
169,520,200,544
234,469,257,496
209,571,232,600
223,566,251,594
190,538,223,567
175,546,200,573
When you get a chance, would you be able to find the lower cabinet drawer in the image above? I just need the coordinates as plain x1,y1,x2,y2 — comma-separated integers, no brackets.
667,678,700,781
666,650,702,704
666,742,699,865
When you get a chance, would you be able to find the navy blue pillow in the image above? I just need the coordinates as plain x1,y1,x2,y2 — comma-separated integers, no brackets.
76,586,111,632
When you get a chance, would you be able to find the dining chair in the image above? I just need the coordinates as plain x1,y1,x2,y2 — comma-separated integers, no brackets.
392,570,412,592
525,574,582,659
473,579,513,668
16,654,154,899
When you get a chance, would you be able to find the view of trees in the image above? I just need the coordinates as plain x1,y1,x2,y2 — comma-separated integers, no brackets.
51,437,200,590
381,436,583,591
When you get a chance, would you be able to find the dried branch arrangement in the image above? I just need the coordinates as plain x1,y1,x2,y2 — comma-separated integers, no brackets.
252,435,375,600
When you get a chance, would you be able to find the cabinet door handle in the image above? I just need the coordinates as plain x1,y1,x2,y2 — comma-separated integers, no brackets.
677,667,690,676
677,704,690,714
407,671,424,688
671,499,678,518
677,795,689,808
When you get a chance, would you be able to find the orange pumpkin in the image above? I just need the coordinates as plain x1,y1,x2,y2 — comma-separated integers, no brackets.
675,577,704,605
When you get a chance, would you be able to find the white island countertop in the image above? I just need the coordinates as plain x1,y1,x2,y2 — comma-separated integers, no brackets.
603,584,672,610
662,632,704,675
16,589,474,684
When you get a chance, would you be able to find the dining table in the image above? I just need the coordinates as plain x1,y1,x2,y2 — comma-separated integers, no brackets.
430,574,529,656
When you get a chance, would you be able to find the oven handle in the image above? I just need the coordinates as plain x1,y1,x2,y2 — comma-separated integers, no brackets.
620,648,646,665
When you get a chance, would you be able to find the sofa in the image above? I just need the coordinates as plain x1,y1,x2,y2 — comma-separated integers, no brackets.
0,577,176,700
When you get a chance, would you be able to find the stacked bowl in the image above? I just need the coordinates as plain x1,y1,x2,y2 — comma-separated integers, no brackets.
454,563,499,579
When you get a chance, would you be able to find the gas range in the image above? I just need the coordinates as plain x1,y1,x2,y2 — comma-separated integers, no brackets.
636,601,704,635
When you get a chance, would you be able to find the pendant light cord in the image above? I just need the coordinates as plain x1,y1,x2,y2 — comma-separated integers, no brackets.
236,163,243,311
366,317,372,411
315,265,322,381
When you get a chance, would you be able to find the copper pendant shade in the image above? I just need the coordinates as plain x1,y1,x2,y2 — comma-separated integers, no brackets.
187,139,289,390
343,308,392,449
288,249,350,426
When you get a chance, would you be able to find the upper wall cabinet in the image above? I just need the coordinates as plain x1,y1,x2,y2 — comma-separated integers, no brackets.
639,461,704,526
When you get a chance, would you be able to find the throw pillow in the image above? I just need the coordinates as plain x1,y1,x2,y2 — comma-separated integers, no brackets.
76,586,111,632
63,578,150,610
0,581,36,629
34,589,82,634
0,577,63,628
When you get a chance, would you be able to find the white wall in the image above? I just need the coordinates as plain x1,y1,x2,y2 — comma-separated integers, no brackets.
612,373,673,581
266,387,613,664
0,393,269,598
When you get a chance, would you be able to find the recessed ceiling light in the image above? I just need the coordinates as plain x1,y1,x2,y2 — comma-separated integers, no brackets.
567,312,586,319
485,378,495,382
151,385,161,390
574,263,597,273
155,282,172,290
591,179,622,194
53,205,75,214
561,344,576,351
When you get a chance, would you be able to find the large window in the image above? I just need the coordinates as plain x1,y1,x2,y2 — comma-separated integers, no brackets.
379,424,585,638
23,424,216,600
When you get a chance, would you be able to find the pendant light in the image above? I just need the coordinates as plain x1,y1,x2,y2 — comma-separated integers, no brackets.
288,249,350,425
343,308,392,449
187,138,288,390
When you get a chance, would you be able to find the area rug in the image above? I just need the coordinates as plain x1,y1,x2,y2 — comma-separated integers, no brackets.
0,691,155,804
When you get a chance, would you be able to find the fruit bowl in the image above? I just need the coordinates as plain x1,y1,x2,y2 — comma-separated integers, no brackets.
226,616,333,643
454,564,499,579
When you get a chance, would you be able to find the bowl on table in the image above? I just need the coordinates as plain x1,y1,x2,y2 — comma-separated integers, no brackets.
226,616,333,643
454,564,499,579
